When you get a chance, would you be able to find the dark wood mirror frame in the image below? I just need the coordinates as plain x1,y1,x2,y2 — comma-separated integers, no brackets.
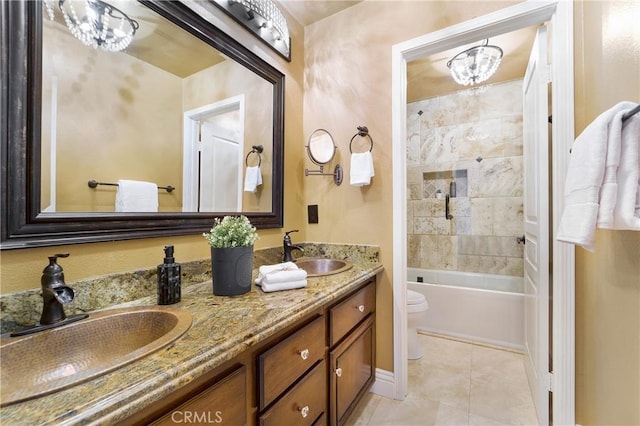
1,0,285,249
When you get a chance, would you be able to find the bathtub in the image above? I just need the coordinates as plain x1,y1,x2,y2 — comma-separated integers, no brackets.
407,268,524,351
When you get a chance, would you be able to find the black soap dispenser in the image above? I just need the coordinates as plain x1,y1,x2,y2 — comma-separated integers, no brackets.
157,245,181,305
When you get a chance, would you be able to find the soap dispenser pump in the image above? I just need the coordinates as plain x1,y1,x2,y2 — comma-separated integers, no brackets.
157,245,181,305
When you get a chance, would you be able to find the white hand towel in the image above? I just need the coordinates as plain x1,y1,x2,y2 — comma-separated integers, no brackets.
612,111,640,230
261,279,308,293
115,179,158,212
244,166,263,193
596,108,625,228
350,152,375,187
255,262,299,285
557,101,636,251
261,269,308,285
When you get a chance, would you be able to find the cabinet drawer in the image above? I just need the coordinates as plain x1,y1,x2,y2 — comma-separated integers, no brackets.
259,360,326,426
258,316,325,409
329,281,375,346
152,366,246,426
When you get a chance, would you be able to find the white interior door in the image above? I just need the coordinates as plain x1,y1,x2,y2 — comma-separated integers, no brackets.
199,110,242,212
523,25,550,425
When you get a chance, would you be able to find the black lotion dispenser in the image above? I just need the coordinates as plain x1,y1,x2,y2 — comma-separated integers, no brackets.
157,245,181,305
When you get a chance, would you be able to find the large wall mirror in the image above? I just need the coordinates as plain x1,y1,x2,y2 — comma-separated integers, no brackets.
1,0,284,249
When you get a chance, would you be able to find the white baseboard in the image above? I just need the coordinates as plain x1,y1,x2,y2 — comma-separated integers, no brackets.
369,368,396,399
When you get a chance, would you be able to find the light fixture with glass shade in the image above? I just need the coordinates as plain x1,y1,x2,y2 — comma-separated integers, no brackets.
446,39,503,86
45,0,139,52
212,0,291,61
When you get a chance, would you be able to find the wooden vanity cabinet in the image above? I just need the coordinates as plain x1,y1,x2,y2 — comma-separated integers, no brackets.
151,366,247,426
123,278,376,426
328,281,376,425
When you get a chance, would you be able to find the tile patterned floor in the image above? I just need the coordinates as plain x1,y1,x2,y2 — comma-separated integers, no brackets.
346,333,540,426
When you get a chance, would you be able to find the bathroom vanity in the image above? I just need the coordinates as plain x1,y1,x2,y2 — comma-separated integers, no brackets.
129,279,376,426
0,250,382,426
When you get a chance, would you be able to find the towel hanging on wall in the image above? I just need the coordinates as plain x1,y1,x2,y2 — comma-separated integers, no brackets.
556,101,640,251
349,126,375,187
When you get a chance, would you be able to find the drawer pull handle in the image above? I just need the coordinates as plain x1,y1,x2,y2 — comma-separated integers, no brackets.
299,405,310,418
357,304,365,313
335,367,343,377
298,348,310,360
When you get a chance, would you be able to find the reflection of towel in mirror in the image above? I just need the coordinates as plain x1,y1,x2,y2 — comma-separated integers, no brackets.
244,166,262,193
350,152,375,186
115,179,158,212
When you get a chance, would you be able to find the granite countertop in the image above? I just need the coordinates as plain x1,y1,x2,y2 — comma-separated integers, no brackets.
0,251,382,425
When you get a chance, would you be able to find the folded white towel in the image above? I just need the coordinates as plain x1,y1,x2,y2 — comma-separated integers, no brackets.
255,262,299,285
612,110,640,230
115,179,158,212
261,269,308,285
244,166,263,193
557,101,636,251
350,151,375,187
261,279,308,293
596,108,625,228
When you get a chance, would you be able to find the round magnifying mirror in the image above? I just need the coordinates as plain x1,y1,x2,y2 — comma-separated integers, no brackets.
307,129,336,165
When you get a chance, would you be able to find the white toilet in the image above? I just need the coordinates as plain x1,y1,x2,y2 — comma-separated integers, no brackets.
407,289,429,360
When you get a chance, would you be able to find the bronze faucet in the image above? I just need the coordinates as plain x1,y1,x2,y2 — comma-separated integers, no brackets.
40,253,75,325
11,253,87,336
283,230,304,262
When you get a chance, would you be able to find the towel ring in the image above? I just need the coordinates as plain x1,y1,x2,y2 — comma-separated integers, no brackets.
349,126,373,153
245,145,263,167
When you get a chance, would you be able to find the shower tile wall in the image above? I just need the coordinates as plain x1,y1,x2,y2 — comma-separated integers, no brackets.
407,80,524,277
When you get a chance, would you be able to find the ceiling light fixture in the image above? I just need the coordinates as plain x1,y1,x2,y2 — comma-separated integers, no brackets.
54,0,139,52
213,0,291,61
446,39,503,86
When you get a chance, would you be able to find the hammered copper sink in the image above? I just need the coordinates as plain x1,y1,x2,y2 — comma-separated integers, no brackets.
296,258,353,277
0,305,192,406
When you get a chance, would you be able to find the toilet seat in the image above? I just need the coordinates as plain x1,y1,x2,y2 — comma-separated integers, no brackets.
407,289,429,313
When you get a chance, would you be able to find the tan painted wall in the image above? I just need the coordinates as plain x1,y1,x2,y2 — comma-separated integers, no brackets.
303,0,518,372
0,9,307,294
574,1,640,424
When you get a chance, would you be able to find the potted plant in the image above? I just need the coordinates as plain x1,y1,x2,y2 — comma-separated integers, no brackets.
203,215,259,296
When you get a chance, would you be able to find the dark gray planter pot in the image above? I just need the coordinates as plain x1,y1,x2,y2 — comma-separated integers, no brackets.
211,246,254,296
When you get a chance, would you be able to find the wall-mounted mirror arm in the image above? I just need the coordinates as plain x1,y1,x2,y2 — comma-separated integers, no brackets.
304,165,343,186
304,129,343,185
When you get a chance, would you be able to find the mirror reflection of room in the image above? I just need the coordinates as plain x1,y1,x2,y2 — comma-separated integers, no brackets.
40,1,273,213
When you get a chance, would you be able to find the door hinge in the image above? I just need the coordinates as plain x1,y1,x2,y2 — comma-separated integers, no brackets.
545,371,554,392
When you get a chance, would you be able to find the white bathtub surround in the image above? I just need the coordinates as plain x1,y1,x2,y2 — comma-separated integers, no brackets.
407,268,524,350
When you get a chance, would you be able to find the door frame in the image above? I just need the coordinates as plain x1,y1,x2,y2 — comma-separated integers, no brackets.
390,1,575,424
183,95,245,212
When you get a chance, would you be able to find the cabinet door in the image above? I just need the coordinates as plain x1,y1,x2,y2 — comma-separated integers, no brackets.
152,366,246,426
329,316,375,425
259,360,327,426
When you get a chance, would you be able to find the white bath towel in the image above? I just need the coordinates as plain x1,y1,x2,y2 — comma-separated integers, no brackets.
557,101,637,251
261,269,308,286
261,279,308,293
596,108,625,228
612,110,640,230
255,262,299,285
115,179,158,212
350,151,375,187
244,166,263,193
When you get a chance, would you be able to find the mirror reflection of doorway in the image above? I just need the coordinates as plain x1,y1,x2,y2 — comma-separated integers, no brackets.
183,95,245,212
